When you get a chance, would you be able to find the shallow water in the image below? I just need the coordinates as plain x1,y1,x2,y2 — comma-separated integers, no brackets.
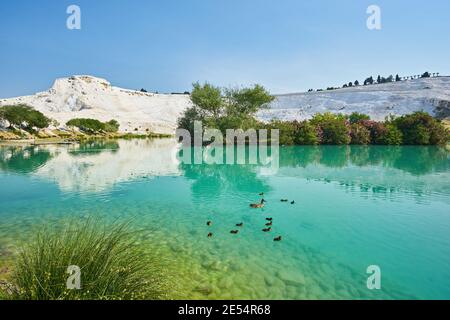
0,139,449,299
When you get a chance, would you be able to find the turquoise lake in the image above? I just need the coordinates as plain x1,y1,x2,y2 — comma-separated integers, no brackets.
0,139,449,299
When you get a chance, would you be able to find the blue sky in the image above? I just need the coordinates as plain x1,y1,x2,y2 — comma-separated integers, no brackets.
0,0,449,97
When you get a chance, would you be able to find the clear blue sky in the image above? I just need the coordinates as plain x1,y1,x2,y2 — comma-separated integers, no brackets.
1,0,449,97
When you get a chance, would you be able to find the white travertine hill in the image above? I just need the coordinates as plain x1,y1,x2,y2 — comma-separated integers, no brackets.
259,76,450,122
0,75,192,134
1,76,449,134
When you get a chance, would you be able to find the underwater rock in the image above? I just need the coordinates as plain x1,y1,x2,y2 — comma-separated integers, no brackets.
276,270,306,286
194,285,214,296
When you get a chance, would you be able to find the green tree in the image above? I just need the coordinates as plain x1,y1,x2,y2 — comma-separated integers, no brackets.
310,113,351,145
393,112,448,145
294,121,320,145
178,82,273,137
190,82,223,119
348,112,370,124
0,104,50,132
350,123,371,144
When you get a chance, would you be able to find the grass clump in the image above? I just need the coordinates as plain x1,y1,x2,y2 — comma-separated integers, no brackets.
9,219,166,300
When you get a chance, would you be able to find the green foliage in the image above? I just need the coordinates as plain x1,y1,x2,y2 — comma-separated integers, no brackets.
104,120,120,133
225,85,274,116
294,121,320,145
66,118,120,133
311,113,351,145
350,123,371,145
10,219,166,300
269,120,296,145
190,82,223,118
380,124,403,145
0,104,50,131
178,82,273,136
392,112,448,145
348,112,370,124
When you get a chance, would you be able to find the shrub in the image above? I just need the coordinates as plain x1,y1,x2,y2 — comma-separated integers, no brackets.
0,104,50,131
10,219,166,300
380,124,403,145
311,113,351,145
269,120,296,145
392,112,448,145
294,121,320,145
66,119,120,133
104,120,120,133
348,112,370,124
350,123,371,144
66,118,105,133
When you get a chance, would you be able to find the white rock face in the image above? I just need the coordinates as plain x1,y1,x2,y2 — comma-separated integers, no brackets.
259,77,450,122
1,76,449,134
0,75,192,134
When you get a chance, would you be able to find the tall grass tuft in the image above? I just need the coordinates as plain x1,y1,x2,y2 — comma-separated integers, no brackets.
10,219,167,300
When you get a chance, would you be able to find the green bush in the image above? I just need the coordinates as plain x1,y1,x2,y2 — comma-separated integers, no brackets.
392,112,448,145
66,119,120,133
104,120,120,133
348,112,370,124
269,120,296,145
294,121,320,145
350,123,371,145
10,219,166,300
380,124,403,145
0,104,50,131
311,113,351,145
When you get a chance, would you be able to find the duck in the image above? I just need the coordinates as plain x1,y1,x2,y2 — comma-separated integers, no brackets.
265,221,273,226
206,221,212,226
266,218,273,221
236,223,244,227
280,199,288,202
250,199,266,209
291,201,295,205
207,232,213,238
230,230,239,234
274,236,282,242
262,227,272,232
259,192,265,196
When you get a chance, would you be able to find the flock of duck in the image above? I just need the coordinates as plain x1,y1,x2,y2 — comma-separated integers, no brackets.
206,193,295,242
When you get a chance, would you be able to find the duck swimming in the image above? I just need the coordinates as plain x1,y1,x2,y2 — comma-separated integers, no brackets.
236,223,243,227
262,227,272,232
265,221,273,226
291,201,295,204
230,230,239,234
207,232,213,238
206,221,212,226
274,236,282,241
250,199,266,208
259,192,264,196
280,199,288,202
266,218,273,221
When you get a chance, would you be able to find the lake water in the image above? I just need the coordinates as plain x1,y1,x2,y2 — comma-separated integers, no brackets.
0,139,449,299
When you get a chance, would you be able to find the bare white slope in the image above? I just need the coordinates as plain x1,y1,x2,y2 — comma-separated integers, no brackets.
259,77,450,122
0,75,192,134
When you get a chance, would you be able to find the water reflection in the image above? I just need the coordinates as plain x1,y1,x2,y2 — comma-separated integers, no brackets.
0,139,181,192
0,142,448,196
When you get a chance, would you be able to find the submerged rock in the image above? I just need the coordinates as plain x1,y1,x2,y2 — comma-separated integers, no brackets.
276,270,306,286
